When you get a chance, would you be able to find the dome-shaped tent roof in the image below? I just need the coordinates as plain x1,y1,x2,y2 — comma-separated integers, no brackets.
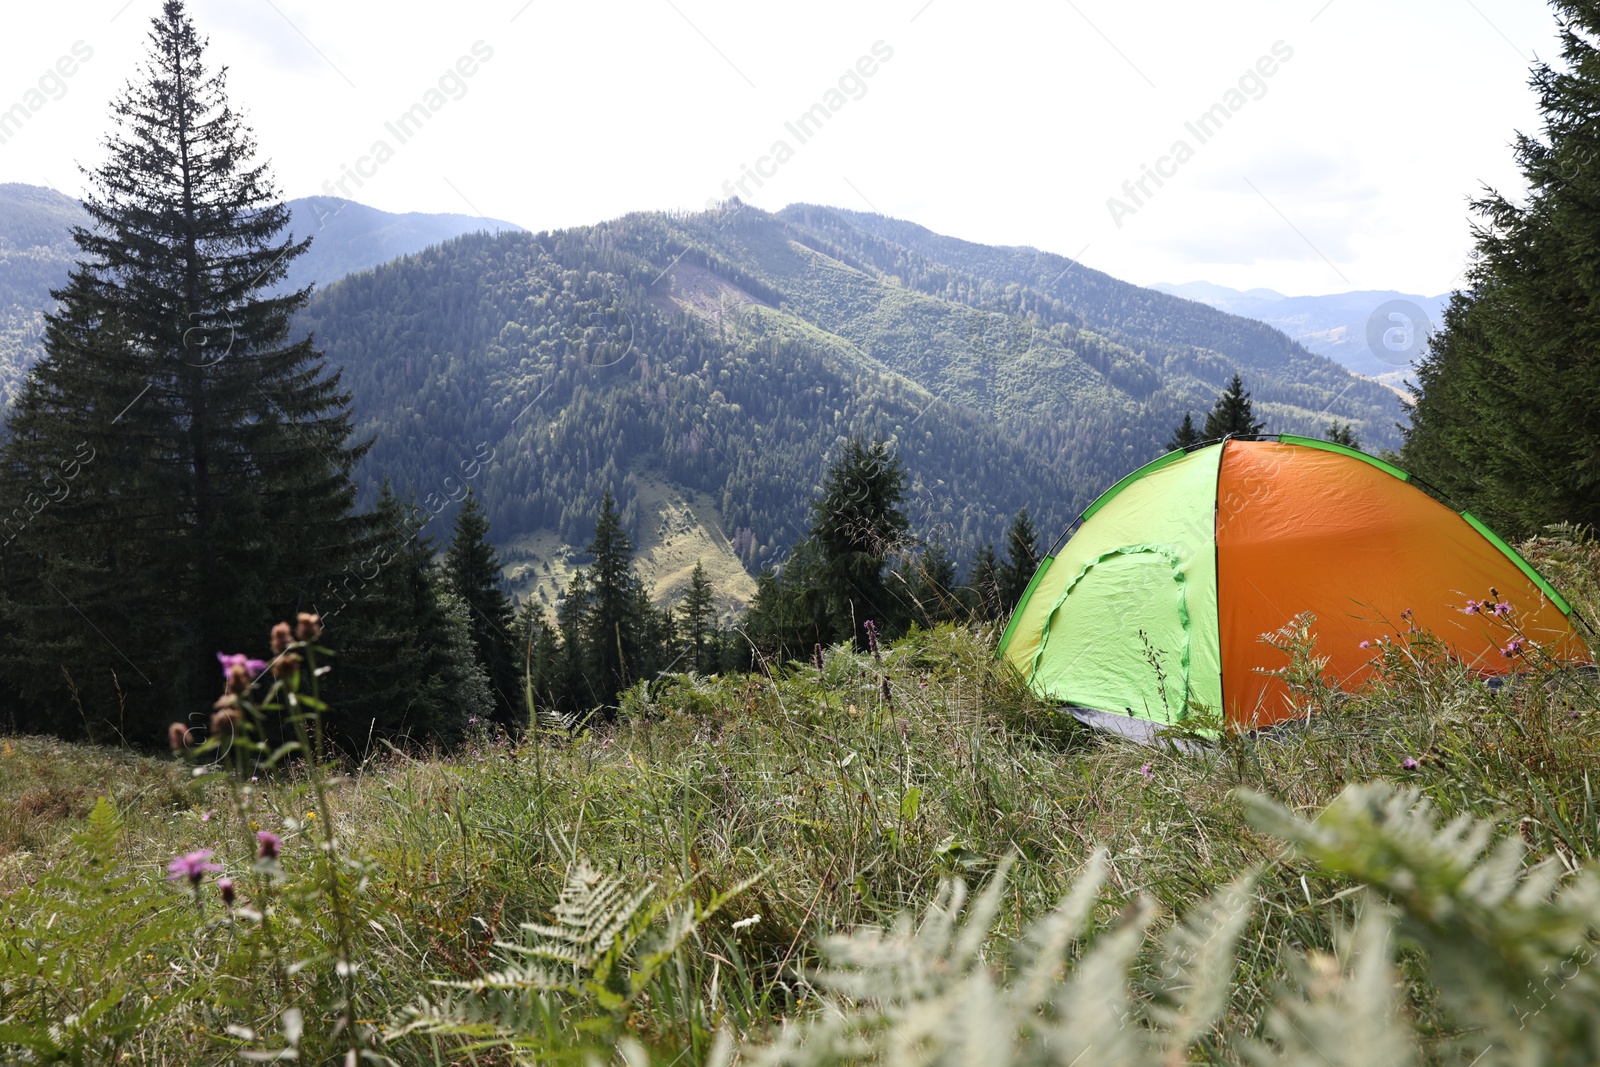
997,435,1592,734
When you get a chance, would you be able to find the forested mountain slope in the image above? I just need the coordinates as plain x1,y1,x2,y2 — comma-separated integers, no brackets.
299,201,1405,606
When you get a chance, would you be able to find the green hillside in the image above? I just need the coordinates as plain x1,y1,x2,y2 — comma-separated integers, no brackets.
299,201,1405,596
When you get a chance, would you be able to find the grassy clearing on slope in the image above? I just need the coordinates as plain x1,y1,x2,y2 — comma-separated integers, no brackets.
1,533,1595,1062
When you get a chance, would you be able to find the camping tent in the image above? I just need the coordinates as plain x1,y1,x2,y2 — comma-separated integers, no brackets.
997,435,1592,736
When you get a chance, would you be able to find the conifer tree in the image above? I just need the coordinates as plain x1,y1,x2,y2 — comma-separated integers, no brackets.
997,508,1041,613
898,535,960,626
327,483,488,747
1166,412,1201,451
1326,420,1361,449
678,560,717,674
1202,374,1266,439
807,437,910,646
433,584,495,729
0,1,371,741
443,490,518,730
967,544,1002,621
554,568,594,713
1403,2,1600,533
583,490,641,708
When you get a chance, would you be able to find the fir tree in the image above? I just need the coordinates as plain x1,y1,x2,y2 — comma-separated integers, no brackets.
1326,420,1361,449
898,535,960,626
582,490,640,709
1202,374,1266,439
443,490,518,730
328,483,487,748
1403,3,1600,533
997,508,1041,613
0,1,371,742
433,584,495,729
1166,412,1201,451
678,560,717,674
967,544,1002,621
807,437,911,646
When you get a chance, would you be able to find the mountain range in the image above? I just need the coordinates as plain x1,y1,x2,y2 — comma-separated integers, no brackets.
1150,280,1450,388
0,184,1410,613
291,200,1407,612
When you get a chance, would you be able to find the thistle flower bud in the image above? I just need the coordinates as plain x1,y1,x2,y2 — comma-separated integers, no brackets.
256,830,283,860
271,621,292,654
296,612,321,641
218,877,236,907
272,653,302,679
210,706,241,736
168,721,191,751
225,662,250,695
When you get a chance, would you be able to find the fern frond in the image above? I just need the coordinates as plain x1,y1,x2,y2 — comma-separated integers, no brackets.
1245,900,1413,1067
1148,871,1258,1062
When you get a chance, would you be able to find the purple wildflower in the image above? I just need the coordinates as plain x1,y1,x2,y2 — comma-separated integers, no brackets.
1493,601,1513,617
217,652,269,681
1139,763,1153,782
1359,640,1372,650
1401,757,1419,771
256,830,283,860
218,877,236,907
863,619,881,661
167,849,221,885
1502,637,1526,658
1462,599,1482,615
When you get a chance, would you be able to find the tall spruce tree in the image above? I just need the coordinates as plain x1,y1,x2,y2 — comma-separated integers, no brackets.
0,1,372,743
582,490,643,708
1202,374,1266,439
1403,3,1600,534
443,490,519,730
967,544,1002,621
678,560,717,674
807,437,910,646
1166,412,1202,451
997,508,1041,613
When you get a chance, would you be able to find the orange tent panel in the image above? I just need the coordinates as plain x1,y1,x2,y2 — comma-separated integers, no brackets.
1216,441,1585,729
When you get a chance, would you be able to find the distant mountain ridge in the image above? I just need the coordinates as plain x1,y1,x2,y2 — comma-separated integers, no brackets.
1151,280,1450,386
0,182,521,404
1,186,1414,610
293,200,1408,613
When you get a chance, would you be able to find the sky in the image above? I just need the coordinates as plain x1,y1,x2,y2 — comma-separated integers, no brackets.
0,0,1565,297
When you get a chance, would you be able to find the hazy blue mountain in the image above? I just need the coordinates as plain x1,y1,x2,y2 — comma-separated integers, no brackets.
0,183,522,402
277,196,522,295
1151,280,1450,385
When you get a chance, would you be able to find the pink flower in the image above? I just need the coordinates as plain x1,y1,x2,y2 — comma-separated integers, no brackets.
1502,638,1526,658
1359,640,1372,650
218,877,236,907
167,849,221,885
1139,763,1153,782
1492,601,1513,617
1462,599,1482,615
217,652,269,681
1401,757,1419,771
256,830,283,860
